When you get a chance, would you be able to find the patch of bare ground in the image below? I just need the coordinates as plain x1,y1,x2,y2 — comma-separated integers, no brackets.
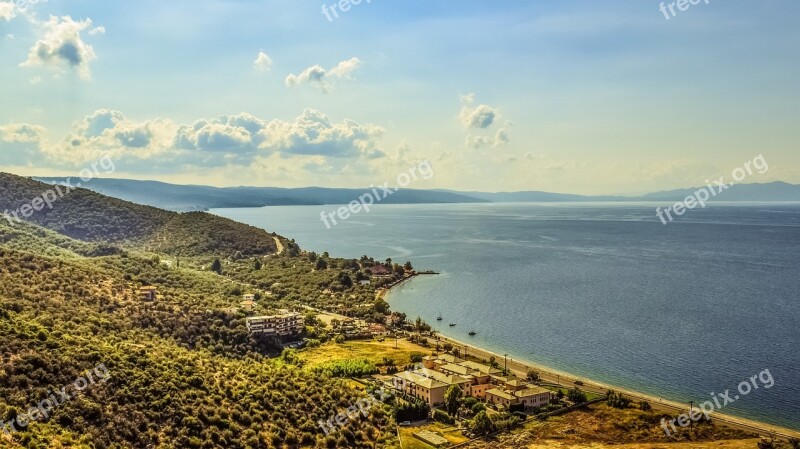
456,403,761,449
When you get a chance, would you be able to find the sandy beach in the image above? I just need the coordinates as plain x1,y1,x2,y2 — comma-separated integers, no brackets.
385,282,800,440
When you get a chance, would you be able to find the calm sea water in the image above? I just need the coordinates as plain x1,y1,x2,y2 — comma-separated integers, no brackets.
213,203,800,430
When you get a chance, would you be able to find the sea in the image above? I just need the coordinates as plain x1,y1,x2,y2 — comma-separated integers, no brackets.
212,202,800,430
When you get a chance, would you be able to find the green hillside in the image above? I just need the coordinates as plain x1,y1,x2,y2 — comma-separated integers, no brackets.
0,177,402,449
0,173,279,258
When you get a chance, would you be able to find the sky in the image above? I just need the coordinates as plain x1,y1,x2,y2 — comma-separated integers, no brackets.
0,0,799,195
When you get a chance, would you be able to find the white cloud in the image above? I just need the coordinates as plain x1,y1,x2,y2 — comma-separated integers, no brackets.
0,123,46,143
260,108,384,158
20,16,100,80
0,123,47,165
459,93,498,129
0,2,16,21
89,26,105,36
285,57,363,93
16,109,386,172
466,121,511,149
253,50,272,73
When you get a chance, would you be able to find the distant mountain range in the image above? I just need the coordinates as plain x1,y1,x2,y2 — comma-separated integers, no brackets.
31,177,800,212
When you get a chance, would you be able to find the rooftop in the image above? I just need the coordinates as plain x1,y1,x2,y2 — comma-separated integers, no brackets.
514,386,552,398
439,363,473,376
486,388,516,401
459,360,502,375
394,371,447,390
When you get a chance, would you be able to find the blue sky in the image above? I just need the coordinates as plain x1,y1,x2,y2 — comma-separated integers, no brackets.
1,0,798,194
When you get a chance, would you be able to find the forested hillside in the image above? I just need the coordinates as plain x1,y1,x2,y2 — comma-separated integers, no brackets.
0,173,279,258
0,177,402,448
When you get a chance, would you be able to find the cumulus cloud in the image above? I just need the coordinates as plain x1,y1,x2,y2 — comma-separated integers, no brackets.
0,2,16,21
20,16,100,80
22,109,386,172
285,57,362,93
260,109,384,158
0,123,48,165
0,123,46,143
460,94,498,129
175,113,266,156
466,121,511,149
253,50,272,73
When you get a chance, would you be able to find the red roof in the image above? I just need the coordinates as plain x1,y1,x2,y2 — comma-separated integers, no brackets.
370,265,391,275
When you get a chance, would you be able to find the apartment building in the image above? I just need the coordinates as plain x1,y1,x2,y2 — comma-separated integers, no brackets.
246,310,304,338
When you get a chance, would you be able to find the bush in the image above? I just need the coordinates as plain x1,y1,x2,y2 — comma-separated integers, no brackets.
312,359,378,378
432,409,455,425
567,387,587,404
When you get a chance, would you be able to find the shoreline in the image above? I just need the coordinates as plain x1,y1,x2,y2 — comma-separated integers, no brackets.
384,280,800,440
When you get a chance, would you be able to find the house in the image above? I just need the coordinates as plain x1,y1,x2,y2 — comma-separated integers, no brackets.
242,293,256,301
246,311,304,338
514,387,552,410
240,300,256,312
359,279,371,286
393,371,449,406
369,265,394,278
485,388,517,409
139,286,158,301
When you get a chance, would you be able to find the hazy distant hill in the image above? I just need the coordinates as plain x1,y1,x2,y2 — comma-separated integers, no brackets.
640,181,800,202
452,190,628,202
35,177,487,211
31,177,800,211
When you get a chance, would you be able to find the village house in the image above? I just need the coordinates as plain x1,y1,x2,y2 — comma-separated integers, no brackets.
239,300,256,312
369,265,394,279
393,371,449,406
139,286,158,301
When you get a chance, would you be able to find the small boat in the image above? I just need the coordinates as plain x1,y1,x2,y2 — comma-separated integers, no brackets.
468,331,476,336
437,313,443,321
449,323,456,327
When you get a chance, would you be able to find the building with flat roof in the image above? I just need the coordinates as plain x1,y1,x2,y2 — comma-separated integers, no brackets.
246,311,304,338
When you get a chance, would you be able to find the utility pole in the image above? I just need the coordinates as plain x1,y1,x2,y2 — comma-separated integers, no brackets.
689,401,694,432
504,354,508,374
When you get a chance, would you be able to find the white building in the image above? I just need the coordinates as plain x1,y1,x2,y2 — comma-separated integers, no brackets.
246,311,304,338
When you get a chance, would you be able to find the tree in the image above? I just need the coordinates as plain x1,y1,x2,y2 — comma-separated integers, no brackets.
315,258,328,270
488,356,498,368
337,271,353,288
404,261,413,271
639,401,652,411
444,385,463,416
253,259,262,270
374,299,390,314
210,258,222,274
567,387,587,404
526,370,540,383
470,411,495,436
606,390,631,409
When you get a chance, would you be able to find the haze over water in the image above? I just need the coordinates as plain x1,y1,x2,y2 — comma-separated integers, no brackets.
214,202,800,430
